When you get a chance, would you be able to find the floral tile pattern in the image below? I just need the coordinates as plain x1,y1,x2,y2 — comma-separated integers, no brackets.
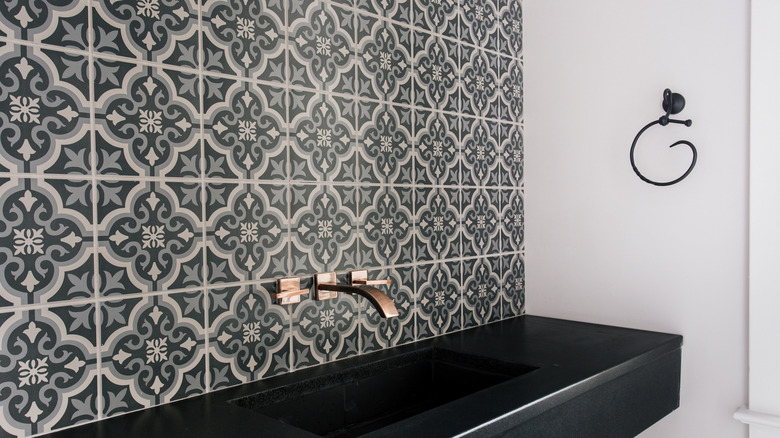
288,0,356,94
357,0,411,24
460,0,499,50
500,123,524,187
289,91,356,182
100,291,206,415
205,183,288,284
414,187,460,262
498,0,523,57
357,102,413,184
414,109,459,186
460,46,500,119
203,79,287,181
0,0,522,434
97,180,203,295
291,293,359,367
93,0,199,64
0,178,93,307
461,117,500,186
499,56,523,122
462,257,501,328
416,261,461,340
208,283,290,389
202,0,286,82
94,62,200,178
0,44,91,176
290,184,358,275
500,189,524,252
358,185,414,266
357,14,412,105
462,188,501,257
0,0,88,47
411,0,458,38
361,266,415,353
412,30,459,112
501,252,525,318
0,304,97,436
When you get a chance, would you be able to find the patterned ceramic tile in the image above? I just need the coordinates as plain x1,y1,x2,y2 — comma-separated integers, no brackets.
97,180,203,296
461,117,500,186
361,266,415,353
358,186,414,266
288,0,356,94
0,0,88,47
0,44,91,176
413,109,459,186
498,0,522,57
202,0,286,82
357,0,410,24
290,184,358,275
289,91,356,182
416,261,461,340
0,304,98,437
500,189,523,252
460,46,499,119
411,0,457,38
94,62,200,178
499,123,524,187
501,252,524,318
414,187,460,262
462,256,501,328
462,188,500,257
460,0,498,50
205,183,288,284
93,0,199,64
499,56,523,122
203,78,286,180
357,102,413,184
357,14,412,105
291,293,359,368
0,178,93,308
100,291,206,416
412,30,459,111
208,283,290,389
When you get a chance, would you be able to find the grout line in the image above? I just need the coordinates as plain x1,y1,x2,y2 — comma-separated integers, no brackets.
86,0,104,421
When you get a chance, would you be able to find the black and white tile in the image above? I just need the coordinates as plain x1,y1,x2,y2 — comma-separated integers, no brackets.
290,184,358,275
361,266,415,353
208,282,290,389
501,252,525,318
357,102,414,184
416,261,461,340
463,257,501,328
0,0,523,434
291,292,359,367
358,185,414,266
100,291,206,416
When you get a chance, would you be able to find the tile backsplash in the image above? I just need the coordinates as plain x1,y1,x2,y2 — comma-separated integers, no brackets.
0,0,523,435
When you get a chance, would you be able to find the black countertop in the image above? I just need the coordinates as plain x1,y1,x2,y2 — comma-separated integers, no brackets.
44,315,682,438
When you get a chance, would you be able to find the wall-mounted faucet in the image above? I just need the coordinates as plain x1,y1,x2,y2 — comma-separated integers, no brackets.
314,270,399,318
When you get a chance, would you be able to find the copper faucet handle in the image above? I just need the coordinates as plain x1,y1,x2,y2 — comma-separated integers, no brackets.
273,277,309,305
314,272,339,300
350,270,393,286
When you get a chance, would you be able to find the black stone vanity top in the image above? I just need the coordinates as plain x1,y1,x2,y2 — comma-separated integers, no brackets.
44,315,682,438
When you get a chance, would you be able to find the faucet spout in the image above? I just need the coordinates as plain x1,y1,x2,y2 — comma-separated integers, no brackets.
316,283,399,318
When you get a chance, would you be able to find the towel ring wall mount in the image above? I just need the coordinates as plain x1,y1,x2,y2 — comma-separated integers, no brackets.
629,89,697,186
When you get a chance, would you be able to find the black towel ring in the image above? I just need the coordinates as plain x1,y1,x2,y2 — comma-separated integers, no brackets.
630,89,697,186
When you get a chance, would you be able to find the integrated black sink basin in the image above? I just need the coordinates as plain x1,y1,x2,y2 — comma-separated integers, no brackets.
230,347,538,437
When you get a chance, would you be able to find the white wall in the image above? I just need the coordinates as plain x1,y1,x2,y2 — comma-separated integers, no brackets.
524,1,749,437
